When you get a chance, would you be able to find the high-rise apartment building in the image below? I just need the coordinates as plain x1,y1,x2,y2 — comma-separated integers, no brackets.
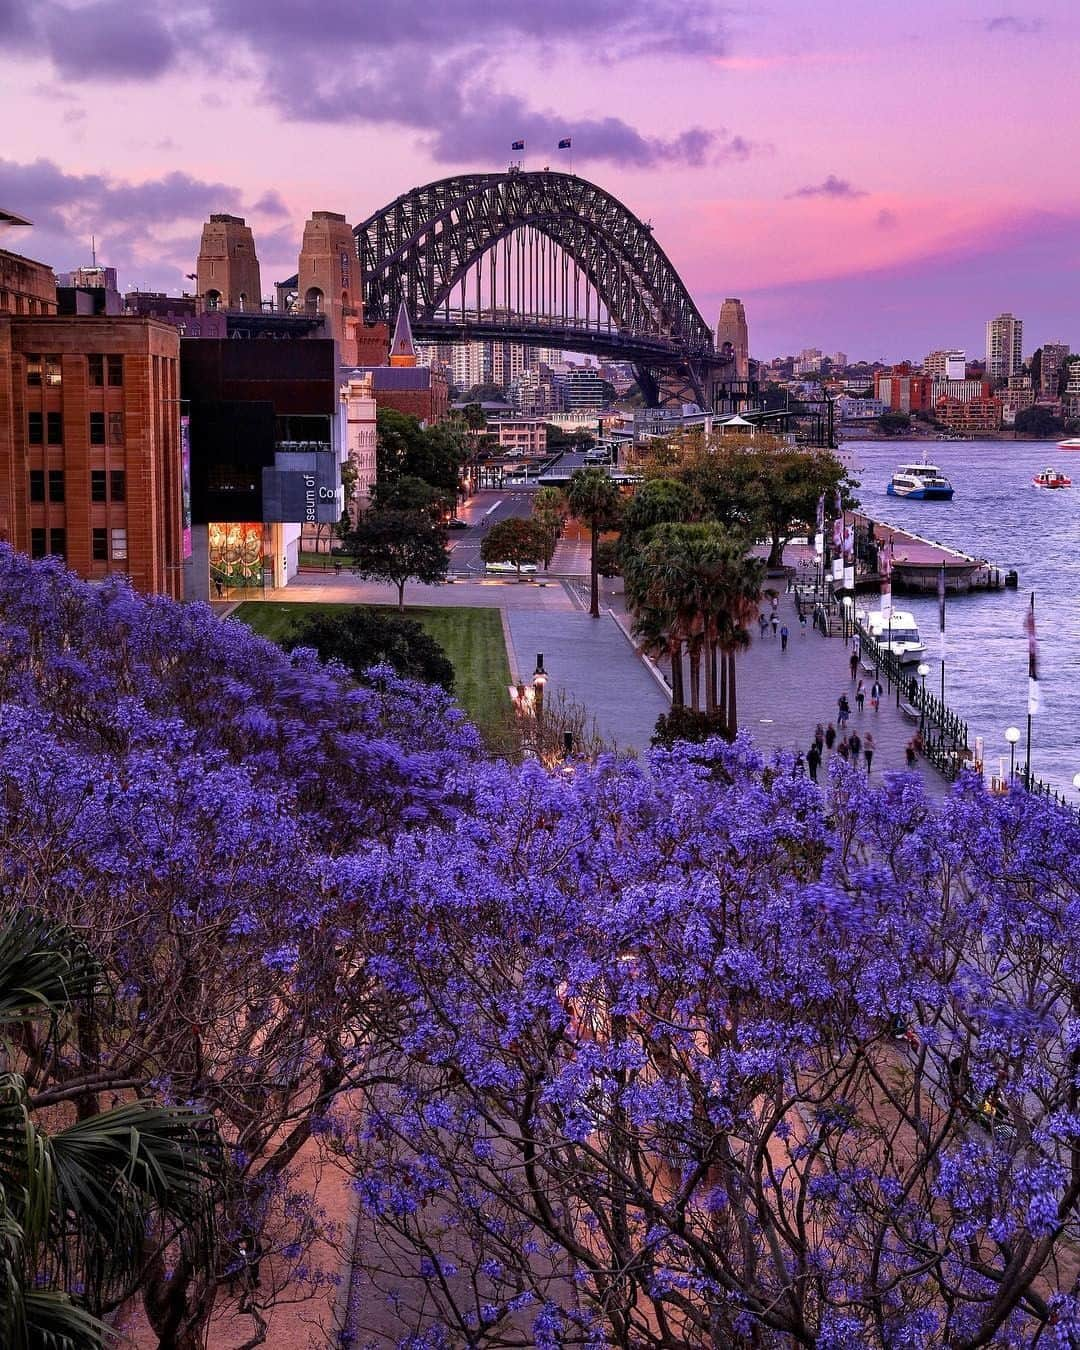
924,349,966,380
196,215,262,312
716,299,750,381
1040,342,1070,397
985,314,1023,380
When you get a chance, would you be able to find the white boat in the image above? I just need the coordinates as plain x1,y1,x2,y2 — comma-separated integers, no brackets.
886,460,954,500
863,609,926,664
1056,437,1080,450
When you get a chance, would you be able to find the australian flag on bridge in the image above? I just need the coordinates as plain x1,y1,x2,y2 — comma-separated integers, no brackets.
558,137,572,149
511,140,525,151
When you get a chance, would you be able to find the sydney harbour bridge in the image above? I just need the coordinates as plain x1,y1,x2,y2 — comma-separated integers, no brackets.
355,170,734,409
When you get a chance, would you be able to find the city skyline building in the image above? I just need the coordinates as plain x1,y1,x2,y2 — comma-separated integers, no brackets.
1040,341,1070,397
985,313,1023,380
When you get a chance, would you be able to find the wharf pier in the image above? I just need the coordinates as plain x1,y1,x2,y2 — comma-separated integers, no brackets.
850,512,1016,595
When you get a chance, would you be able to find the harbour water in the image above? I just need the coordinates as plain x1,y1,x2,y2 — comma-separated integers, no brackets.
843,439,1079,796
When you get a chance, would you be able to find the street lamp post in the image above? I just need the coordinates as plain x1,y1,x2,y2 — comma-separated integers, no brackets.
533,653,547,728
1005,726,1020,783
917,662,930,733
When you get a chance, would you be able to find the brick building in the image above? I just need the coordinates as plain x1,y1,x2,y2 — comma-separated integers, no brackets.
0,220,59,316
0,313,185,598
874,364,934,413
935,395,1003,432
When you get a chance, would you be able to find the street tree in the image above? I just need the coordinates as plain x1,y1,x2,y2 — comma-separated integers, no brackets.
375,408,468,497
567,467,622,616
530,486,568,568
342,508,449,609
480,516,547,578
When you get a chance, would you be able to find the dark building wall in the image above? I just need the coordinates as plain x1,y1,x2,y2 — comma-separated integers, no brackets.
181,337,335,524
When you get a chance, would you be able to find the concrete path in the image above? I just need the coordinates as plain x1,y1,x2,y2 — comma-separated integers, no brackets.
504,609,669,757
265,573,578,612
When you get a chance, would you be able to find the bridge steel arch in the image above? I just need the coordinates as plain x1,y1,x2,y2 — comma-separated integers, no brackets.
355,171,730,407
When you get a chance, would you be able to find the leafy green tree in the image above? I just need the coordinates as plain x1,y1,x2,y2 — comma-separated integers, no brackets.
1014,405,1065,438
480,517,547,578
462,383,507,404
0,911,219,1349
375,408,468,497
530,486,568,568
545,424,595,453
370,473,451,518
567,469,622,617
618,477,700,560
342,509,449,610
594,538,621,578
458,402,488,431
284,607,454,690
878,410,912,435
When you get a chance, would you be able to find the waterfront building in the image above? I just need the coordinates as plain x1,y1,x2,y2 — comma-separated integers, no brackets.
486,416,548,455
985,313,1023,380
837,395,886,421
1001,374,1036,425
929,376,991,405
1040,342,1071,397
874,364,934,413
935,395,1003,432
716,299,750,381
196,215,262,312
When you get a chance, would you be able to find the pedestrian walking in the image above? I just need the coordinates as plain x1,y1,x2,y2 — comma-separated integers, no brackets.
905,739,918,768
838,737,850,761
794,595,803,619
807,742,821,782
814,722,825,751
855,679,865,712
794,750,805,774
870,679,882,712
771,613,779,637
849,731,862,763
853,634,861,660
780,624,789,651
758,612,768,638
837,694,851,728
800,611,807,636
849,649,859,681
771,594,779,616
825,722,836,751
863,732,875,774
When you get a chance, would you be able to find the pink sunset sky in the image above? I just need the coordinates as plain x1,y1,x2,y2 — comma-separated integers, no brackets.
1,0,1077,361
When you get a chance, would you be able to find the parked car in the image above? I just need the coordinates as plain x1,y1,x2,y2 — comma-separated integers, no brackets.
484,560,538,575
446,518,469,530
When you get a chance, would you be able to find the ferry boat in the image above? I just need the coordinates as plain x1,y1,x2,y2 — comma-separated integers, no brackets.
863,609,927,665
1032,467,1072,489
886,461,955,500
1056,437,1080,450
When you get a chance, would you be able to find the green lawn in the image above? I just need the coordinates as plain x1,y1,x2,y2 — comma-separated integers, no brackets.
231,602,512,746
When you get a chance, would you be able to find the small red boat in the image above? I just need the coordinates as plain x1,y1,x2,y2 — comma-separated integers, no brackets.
1032,467,1072,489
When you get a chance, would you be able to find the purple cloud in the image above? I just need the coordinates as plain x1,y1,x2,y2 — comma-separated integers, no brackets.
3,0,742,173
984,16,1043,34
250,190,289,218
787,175,868,200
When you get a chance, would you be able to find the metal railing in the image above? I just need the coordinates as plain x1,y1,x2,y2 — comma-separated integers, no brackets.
854,620,970,781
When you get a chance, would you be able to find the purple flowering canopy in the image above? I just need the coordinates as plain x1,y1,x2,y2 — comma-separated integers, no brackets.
1,549,1079,1349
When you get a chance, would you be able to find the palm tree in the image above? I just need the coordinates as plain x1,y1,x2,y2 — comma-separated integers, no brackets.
567,469,622,617
712,542,765,739
0,911,220,1349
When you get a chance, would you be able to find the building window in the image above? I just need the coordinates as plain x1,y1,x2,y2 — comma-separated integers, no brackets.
28,412,43,445
106,354,123,386
109,469,126,503
108,411,124,445
44,355,62,387
110,528,127,561
90,470,107,502
29,470,45,503
46,412,62,446
92,527,108,561
26,354,42,387
89,412,106,445
88,354,105,387
48,470,64,503
49,529,66,559
30,528,46,559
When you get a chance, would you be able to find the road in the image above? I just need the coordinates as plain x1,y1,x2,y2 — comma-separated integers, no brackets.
447,487,537,575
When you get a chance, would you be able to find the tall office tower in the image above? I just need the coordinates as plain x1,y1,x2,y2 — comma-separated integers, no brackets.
1040,342,1071,397
985,313,1023,380
716,298,749,380
924,349,966,379
196,215,262,312
294,211,362,344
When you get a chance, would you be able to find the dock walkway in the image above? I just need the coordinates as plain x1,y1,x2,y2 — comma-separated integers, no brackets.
852,512,1013,594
